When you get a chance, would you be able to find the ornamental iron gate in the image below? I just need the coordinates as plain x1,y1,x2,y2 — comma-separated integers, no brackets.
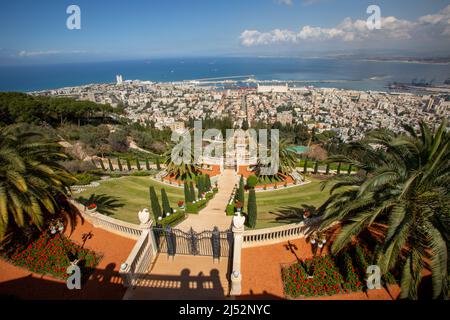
153,226,233,258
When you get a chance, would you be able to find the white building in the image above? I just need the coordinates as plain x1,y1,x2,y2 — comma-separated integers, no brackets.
116,75,123,85
257,84,288,94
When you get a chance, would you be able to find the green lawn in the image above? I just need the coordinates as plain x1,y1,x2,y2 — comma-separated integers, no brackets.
245,178,331,229
76,176,184,224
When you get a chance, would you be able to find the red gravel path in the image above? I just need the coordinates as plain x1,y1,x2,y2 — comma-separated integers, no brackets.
0,217,136,300
241,238,401,300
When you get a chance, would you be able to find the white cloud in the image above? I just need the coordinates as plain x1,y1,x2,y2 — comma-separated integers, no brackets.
275,0,293,5
240,5,450,47
18,50,86,57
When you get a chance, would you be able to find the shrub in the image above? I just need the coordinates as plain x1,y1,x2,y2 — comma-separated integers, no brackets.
99,159,107,171
226,204,235,216
246,175,258,189
197,175,205,195
237,176,245,207
247,189,257,228
341,252,363,293
117,158,123,171
186,202,198,214
157,211,185,228
130,171,151,177
205,174,212,191
149,186,162,221
189,182,196,202
108,158,114,171
184,182,191,203
161,188,172,215
196,199,207,210
72,173,101,186
136,158,141,171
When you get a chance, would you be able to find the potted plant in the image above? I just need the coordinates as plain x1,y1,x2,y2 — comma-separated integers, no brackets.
178,200,185,209
303,210,311,220
87,203,97,213
235,200,243,212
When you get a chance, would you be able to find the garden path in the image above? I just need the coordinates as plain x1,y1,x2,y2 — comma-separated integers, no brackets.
177,169,237,232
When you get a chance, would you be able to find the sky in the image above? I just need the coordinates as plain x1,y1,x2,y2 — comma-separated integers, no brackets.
0,0,449,65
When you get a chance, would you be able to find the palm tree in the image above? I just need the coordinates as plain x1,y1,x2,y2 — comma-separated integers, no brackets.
163,134,200,181
255,138,297,180
0,125,77,241
318,120,449,299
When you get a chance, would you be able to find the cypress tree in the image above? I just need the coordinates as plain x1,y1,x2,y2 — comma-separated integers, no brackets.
205,174,212,191
314,161,319,174
156,157,161,170
145,158,150,171
325,163,330,175
108,158,114,171
149,186,162,221
247,189,257,228
337,162,342,175
126,158,132,171
347,164,353,175
136,158,141,171
117,158,123,171
237,175,245,208
189,181,196,201
198,175,204,195
184,182,191,203
91,158,97,168
161,188,171,214
303,159,308,174
99,159,106,171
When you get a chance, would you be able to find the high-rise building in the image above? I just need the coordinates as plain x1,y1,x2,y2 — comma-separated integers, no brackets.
116,75,123,85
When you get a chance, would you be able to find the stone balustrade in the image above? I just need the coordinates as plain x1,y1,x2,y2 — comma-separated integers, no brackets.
71,200,146,240
242,220,317,248
119,228,157,287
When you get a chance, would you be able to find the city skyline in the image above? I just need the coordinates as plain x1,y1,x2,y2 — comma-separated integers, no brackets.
1,0,450,65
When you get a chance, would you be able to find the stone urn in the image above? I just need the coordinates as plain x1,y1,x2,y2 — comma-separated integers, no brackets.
138,208,151,225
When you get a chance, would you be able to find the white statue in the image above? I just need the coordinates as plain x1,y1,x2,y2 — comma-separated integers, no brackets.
138,208,150,225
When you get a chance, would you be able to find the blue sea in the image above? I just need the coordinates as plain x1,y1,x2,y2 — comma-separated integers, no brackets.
0,57,449,92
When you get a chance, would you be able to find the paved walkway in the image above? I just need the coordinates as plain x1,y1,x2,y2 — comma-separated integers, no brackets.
123,254,230,300
0,217,135,300
177,169,237,232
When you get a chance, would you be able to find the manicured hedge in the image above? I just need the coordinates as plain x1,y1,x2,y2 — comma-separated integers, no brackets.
226,204,235,216
157,211,186,228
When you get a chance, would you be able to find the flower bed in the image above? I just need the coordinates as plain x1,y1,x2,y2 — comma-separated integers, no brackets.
282,256,345,298
282,245,397,299
1,231,101,280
